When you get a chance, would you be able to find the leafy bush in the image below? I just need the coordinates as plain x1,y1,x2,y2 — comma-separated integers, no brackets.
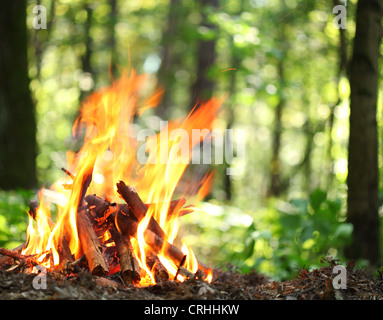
268,189,353,279
0,189,33,249
183,189,353,280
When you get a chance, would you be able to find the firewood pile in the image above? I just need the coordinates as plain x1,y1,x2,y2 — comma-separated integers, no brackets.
0,174,211,286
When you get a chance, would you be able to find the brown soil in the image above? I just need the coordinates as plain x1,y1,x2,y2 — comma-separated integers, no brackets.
1,259,383,300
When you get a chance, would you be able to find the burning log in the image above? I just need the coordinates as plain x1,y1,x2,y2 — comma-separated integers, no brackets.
0,247,27,263
84,194,190,226
73,166,109,276
77,168,93,208
0,244,24,268
114,182,213,272
116,181,167,239
86,196,185,269
77,209,109,276
114,212,185,267
1,177,211,283
114,211,210,274
84,195,116,221
56,236,74,272
86,188,211,276
109,226,140,284
0,247,46,267
28,200,55,230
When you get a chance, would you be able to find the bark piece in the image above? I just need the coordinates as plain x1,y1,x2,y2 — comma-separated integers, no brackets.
77,210,108,276
85,194,190,223
115,212,185,266
116,181,167,239
114,212,210,274
109,226,140,284
0,244,24,268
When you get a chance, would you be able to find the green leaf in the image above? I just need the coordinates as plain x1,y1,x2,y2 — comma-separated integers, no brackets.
290,198,309,214
242,238,255,260
333,223,353,242
309,189,327,211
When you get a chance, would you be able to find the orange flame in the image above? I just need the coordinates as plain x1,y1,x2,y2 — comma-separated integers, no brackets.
22,191,56,268
23,70,220,284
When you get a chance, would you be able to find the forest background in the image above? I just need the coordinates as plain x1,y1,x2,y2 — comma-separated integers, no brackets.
0,0,382,281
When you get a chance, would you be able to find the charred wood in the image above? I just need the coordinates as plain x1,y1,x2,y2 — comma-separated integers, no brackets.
109,226,140,284
77,210,108,276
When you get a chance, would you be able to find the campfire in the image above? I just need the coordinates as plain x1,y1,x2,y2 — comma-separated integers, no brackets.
0,70,219,286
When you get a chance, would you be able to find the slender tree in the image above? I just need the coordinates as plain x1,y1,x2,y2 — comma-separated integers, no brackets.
346,0,382,265
156,0,180,118
268,20,288,197
0,0,37,190
189,0,219,109
79,3,94,102
33,0,56,80
108,0,118,79
325,0,349,190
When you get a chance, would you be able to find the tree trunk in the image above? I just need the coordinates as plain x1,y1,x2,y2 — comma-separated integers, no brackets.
189,0,218,110
268,24,287,197
156,0,180,118
325,0,348,190
79,3,94,103
108,0,118,79
0,0,37,190
346,0,382,265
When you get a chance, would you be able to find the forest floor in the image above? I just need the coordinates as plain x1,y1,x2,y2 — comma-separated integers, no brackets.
1,258,383,300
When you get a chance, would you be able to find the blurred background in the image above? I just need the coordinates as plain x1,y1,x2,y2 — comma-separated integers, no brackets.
0,0,382,280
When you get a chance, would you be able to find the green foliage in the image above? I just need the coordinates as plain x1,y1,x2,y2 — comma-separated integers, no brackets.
182,189,352,280
0,190,32,249
270,189,353,278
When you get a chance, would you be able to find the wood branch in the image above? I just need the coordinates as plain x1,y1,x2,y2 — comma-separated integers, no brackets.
85,194,190,222
28,200,38,220
77,210,108,276
28,201,55,230
0,247,24,260
86,191,210,274
115,212,184,266
70,254,86,270
153,257,170,283
116,181,167,239
77,168,93,209
61,167,75,180
75,166,109,275
177,205,195,218
177,266,195,279
0,244,24,267
114,211,210,274
109,226,140,284
0,247,41,267
84,194,116,220
56,235,74,271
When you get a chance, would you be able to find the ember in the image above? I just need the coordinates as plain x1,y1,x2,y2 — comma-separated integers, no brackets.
0,70,217,286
